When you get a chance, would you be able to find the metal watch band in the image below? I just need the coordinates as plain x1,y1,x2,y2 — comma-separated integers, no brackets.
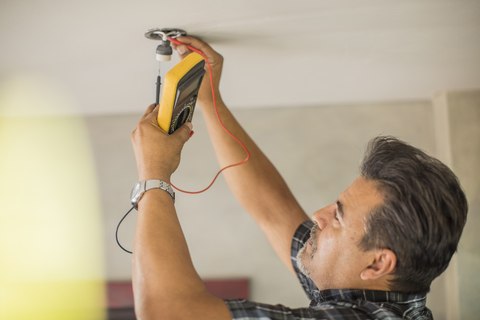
131,179,175,208
145,180,175,203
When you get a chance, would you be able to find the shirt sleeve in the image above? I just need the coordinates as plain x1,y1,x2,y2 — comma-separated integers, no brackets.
291,220,319,300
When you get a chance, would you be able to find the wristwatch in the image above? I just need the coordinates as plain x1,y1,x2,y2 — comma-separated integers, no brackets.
130,180,175,209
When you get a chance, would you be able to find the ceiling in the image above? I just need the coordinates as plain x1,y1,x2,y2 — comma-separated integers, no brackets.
0,0,479,116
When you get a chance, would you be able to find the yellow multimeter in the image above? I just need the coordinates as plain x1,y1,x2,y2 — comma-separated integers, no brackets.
157,52,206,134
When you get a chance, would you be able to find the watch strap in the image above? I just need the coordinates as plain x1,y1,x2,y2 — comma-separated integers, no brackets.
132,179,175,208
145,180,175,203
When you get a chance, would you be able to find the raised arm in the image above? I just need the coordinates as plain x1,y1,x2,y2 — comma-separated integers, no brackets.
172,37,310,274
131,105,231,319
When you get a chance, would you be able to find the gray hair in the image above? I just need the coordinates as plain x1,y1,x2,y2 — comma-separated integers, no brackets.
359,136,468,294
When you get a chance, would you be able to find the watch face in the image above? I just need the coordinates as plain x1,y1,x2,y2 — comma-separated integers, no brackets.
130,182,141,202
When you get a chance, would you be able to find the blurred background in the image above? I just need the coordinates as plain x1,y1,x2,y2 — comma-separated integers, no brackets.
0,1,479,319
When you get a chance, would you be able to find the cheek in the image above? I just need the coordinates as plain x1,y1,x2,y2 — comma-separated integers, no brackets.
313,229,349,264
316,227,340,250
318,236,335,251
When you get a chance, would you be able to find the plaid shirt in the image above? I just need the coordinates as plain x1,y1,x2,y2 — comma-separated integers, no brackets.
224,220,433,320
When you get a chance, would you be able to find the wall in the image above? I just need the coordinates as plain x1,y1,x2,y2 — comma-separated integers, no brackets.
433,89,480,320
449,91,480,320
86,99,438,309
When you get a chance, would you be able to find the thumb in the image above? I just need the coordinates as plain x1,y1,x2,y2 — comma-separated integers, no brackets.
175,44,191,59
172,121,193,143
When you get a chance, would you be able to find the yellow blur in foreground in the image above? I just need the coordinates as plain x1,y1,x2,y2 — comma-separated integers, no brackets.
0,75,105,320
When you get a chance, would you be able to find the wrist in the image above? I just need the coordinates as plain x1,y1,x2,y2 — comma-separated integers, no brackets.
198,87,222,102
198,93,223,109
138,170,172,184
139,175,172,184
131,179,175,209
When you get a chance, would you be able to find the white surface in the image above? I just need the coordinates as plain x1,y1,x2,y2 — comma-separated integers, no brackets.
1,0,480,116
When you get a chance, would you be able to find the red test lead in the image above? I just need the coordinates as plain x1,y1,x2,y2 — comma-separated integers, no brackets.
167,36,250,194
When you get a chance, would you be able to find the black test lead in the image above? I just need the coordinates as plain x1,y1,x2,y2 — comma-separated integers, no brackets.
155,62,161,106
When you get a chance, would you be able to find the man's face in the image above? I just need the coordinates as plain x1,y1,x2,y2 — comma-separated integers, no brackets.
297,176,383,290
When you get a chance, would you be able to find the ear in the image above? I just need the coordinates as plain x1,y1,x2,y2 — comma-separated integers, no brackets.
360,249,397,281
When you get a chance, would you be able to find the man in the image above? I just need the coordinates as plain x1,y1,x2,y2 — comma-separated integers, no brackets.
130,37,468,319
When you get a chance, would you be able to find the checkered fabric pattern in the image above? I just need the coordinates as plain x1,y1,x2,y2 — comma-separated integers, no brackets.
224,220,433,320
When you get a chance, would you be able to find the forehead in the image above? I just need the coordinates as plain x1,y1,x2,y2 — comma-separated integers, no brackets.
338,176,383,226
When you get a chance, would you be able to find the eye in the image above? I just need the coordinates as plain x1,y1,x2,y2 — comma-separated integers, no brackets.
334,212,339,220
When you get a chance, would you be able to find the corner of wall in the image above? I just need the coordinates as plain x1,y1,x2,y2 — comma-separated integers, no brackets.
431,91,460,320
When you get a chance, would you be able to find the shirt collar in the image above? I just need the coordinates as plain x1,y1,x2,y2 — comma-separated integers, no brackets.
310,289,427,307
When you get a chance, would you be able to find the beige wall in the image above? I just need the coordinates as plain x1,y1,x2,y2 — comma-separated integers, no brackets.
86,99,440,309
433,90,480,320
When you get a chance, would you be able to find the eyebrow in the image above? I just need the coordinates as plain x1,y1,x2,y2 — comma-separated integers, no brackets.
336,201,345,220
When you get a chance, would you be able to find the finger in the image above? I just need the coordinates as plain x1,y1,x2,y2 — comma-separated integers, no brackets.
173,36,222,65
174,36,214,55
171,121,193,144
173,44,192,60
143,104,160,125
140,103,157,122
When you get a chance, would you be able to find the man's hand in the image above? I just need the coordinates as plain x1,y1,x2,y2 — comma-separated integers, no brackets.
171,36,224,104
131,103,192,182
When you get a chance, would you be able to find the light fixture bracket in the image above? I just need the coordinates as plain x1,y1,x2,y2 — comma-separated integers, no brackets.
145,28,187,41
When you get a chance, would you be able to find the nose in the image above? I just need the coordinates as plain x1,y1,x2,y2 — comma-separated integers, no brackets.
312,203,336,230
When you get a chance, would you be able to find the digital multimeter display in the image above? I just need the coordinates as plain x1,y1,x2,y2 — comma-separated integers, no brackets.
177,76,202,104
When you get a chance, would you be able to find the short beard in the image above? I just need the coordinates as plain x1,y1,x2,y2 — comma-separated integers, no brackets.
296,223,319,278
296,245,310,277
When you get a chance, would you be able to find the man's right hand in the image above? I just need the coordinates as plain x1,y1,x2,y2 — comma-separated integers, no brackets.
171,36,224,105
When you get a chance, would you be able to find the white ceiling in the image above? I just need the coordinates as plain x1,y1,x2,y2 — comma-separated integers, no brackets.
0,0,479,116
